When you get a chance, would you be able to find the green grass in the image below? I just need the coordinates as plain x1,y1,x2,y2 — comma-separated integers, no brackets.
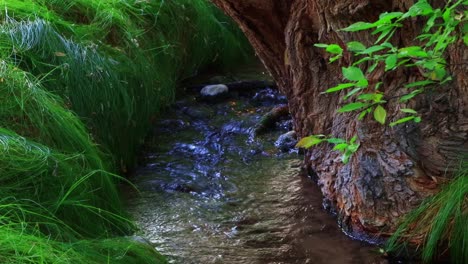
1,0,251,170
0,0,251,262
386,157,467,263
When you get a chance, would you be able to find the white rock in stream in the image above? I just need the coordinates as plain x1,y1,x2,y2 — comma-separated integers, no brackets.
200,84,229,98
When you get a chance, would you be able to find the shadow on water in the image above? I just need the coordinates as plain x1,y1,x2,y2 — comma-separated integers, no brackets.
125,84,388,263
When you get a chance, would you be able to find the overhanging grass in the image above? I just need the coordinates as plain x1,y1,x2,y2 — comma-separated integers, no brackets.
386,158,467,263
0,0,251,262
1,0,252,170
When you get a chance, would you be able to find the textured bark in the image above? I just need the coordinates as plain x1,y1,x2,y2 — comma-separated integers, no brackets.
213,0,468,239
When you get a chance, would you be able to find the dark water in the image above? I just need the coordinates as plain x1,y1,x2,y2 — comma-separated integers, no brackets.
126,88,386,264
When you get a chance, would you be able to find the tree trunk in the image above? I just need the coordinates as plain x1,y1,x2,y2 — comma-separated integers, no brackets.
212,0,468,239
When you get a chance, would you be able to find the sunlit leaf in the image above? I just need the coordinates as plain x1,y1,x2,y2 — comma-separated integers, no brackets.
342,22,376,32
390,116,415,127
338,102,368,113
400,108,418,114
325,83,355,93
342,66,366,82
347,41,366,52
374,105,387,124
385,54,398,71
326,44,343,55
296,136,323,148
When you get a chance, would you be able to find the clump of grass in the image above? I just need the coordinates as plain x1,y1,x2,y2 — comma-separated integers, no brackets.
386,158,467,263
1,0,252,170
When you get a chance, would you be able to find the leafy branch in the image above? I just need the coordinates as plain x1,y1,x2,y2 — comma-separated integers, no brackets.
297,0,467,163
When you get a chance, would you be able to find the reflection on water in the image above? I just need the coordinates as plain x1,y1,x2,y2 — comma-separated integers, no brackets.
126,91,385,264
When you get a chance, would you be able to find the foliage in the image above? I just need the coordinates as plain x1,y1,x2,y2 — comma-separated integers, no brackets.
0,0,250,262
1,0,251,170
297,1,467,261
385,158,467,264
297,0,467,163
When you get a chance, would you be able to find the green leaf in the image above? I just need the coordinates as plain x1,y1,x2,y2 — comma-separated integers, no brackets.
373,105,387,124
358,110,369,120
329,55,343,63
398,46,428,58
385,54,398,71
348,142,360,152
314,43,329,48
327,138,346,144
357,78,369,87
405,80,434,88
347,41,366,52
342,66,365,82
338,102,368,113
405,0,434,17
414,116,422,123
360,45,386,54
390,116,415,127
342,22,376,32
350,136,358,144
378,12,404,23
367,61,379,74
400,108,418,114
296,136,323,148
326,44,343,55
333,143,349,152
400,89,423,102
325,83,356,93
358,93,376,101
344,87,363,99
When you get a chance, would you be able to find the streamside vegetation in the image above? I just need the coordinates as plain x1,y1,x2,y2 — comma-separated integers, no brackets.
0,0,250,263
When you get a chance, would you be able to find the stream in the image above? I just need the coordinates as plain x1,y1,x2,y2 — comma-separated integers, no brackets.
125,81,386,263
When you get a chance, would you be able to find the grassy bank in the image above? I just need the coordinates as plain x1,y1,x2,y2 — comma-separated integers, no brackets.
386,158,467,263
0,0,250,262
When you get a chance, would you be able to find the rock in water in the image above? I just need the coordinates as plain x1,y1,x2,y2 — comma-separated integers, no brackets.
275,131,297,152
200,84,229,100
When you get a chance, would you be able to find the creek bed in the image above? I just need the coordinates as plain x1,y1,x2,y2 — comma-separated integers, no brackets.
125,87,385,263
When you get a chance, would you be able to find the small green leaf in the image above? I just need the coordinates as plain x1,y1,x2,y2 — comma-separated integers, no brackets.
342,22,376,32
360,45,386,54
342,66,366,82
327,138,346,144
400,108,418,114
414,116,422,123
385,54,398,71
398,46,428,58
357,78,369,87
350,136,358,144
296,136,323,148
405,80,434,88
325,83,356,93
358,110,368,120
347,41,366,52
390,116,415,127
314,43,329,48
373,105,387,125
338,102,368,113
333,143,349,152
400,89,423,102
326,44,343,55
358,93,376,101
367,61,379,74
378,12,404,23
348,142,360,152
344,87,363,99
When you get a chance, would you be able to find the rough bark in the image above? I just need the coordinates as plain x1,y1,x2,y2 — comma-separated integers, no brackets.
213,0,468,239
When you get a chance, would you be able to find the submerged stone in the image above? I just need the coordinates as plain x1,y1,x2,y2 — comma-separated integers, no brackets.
275,131,297,152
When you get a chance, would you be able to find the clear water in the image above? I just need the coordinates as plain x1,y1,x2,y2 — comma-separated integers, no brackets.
126,92,385,264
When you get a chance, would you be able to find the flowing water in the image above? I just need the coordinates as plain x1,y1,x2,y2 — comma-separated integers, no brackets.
126,86,387,264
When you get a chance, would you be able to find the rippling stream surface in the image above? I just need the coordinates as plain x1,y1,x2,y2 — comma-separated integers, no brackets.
126,84,385,263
